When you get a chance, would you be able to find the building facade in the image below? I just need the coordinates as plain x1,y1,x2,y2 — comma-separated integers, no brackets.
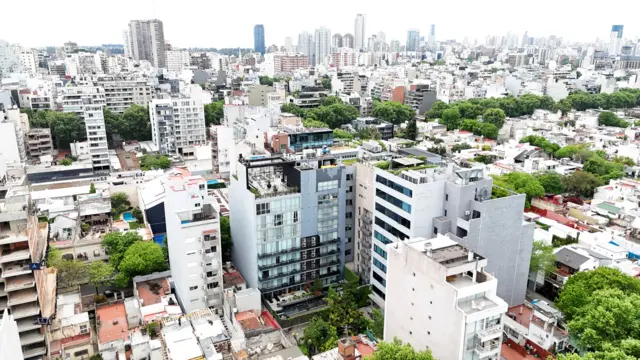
128,19,167,68
609,25,624,55
254,25,266,55
354,14,366,51
406,30,420,52
314,27,331,66
100,80,153,114
384,235,508,360
229,155,354,299
164,173,224,313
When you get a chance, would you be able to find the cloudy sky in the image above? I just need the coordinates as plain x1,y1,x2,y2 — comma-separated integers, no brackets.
1,0,638,48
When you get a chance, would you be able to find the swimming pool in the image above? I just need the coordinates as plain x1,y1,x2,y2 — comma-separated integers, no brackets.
122,211,134,222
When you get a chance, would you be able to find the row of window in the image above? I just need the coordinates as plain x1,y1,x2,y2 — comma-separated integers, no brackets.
318,180,339,191
376,175,413,197
376,189,412,214
372,270,386,286
373,258,387,273
375,217,409,241
374,231,393,245
375,203,411,229
373,244,387,259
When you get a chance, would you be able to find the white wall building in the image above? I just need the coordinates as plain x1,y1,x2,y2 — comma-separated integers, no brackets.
354,14,366,51
101,80,153,114
0,40,21,78
166,50,191,73
314,27,331,66
164,173,223,313
0,309,24,360
384,235,508,360
149,87,207,156
19,50,37,76
210,125,234,180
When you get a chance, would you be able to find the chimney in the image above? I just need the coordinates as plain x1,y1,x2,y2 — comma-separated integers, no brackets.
338,337,356,360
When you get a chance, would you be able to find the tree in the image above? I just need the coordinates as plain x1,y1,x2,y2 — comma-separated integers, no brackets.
555,267,640,322
102,231,142,269
121,104,152,141
478,123,499,139
369,339,434,360
325,287,370,336
220,216,232,261
371,309,384,339
140,154,171,171
302,317,338,355
48,112,87,149
372,101,416,125
89,355,104,360
568,288,640,351
460,119,480,132
54,258,89,289
320,96,341,106
60,158,72,166
281,103,307,118
103,108,125,144
426,101,449,119
402,119,418,140
529,241,556,274
333,128,354,140
428,146,447,156
131,207,144,223
89,183,96,194
302,118,330,128
440,108,462,130
89,261,114,294
204,101,224,126
554,99,573,115
536,171,566,194
110,192,131,218
503,172,545,207
612,156,635,166
599,111,629,128
258,76,274,86
556,145,588,160
563,171,602,198
115,241,168,287
482,108,506,128
321,77,331,90
451,143,472,153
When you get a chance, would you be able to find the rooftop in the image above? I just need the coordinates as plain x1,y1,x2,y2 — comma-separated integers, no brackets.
136,278,170,307
96,303,129,345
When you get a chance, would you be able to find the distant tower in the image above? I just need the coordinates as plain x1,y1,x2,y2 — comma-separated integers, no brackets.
354,14,366,50
254,24,265,55
428,24,436,46
406,29,420,52
342,33,355,49
609,25,624,55
332,33,343,48
314,27,331,66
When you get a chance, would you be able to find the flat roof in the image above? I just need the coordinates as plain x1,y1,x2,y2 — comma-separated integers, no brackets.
393,157,424,166
96,304,129,344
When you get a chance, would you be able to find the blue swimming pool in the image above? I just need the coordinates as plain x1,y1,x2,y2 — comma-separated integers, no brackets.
207,179,219,185
122,211,134,222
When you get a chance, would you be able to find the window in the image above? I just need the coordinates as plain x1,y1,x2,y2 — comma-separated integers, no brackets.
372,285,386,299
444,210,447,217
445,194,449,201
189,285,198,291
345,249,352,256
256,203,270,215
346,199,353,206
186,251,196,256
376,175,413,197
190,298,199,303
346,174,353,181
346,212,353,219
79,324,89,334
373,258,387,273
372,271,386,286
293,211,299,223
211,246,217,253
74,350,89,357
433,227,438,235
376,203,411,229
318,180,339,191
374,231,393,245
374,244,388,259
274,214,283,226
194,203,201,207
375,217,409,241
376,189,412,213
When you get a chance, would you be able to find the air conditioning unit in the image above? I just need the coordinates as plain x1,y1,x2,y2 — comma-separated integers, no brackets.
464,210,471,216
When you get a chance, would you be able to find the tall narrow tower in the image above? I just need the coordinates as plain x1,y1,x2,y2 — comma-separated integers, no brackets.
354,14,366,51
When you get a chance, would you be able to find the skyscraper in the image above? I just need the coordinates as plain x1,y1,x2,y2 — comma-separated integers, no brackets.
354,14,366,50
406,29,420,52
128,19,166,68
609,25,624,55
254,24,266,55
342,33,355,49
428,24,436,46
284,37,293,52
332,33,343,48
314,27,331,66
298,31,315,63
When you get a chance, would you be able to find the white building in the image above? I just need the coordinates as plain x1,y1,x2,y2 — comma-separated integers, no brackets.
210,125,234,180
354,14,366,51
0,107,27,163
19,50,37,76
0,309,24,360
166,50,191,73
101,80,153,114
0,40,21,78
314,27,331,66
164,173,224,313
384,235,508,360
129,19,166,68
149,87,207,156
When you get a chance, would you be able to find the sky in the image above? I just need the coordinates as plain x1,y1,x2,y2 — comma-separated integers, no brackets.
1,0,639,48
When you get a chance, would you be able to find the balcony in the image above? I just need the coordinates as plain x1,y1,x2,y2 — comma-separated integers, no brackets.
20,330,45,346
178,204,218,227
258,246,302,259
11,302,40,319
258,257,300,270
16,318,41,332
5,274,35,292
474,340,501,358
0,248,31,264
259,268,301,281
22,344,47,358
1,263,32,278
476,324,502,342
8,288,38,306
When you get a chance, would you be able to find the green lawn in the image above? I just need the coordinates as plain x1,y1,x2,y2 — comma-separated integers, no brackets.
344,266,359,283
128,222,146,230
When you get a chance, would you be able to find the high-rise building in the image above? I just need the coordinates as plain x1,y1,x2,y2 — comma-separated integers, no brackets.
229,155,355,300
123,30,132,58
332,33,343,48
274,54,309,73
0,40,21,79
406,29,420,52
609,25,624,55
314,27,331,66
149,85,207,156
428,24,436,46
354,14,366,50
384,235,508,360
164,173,224,313
128,19,166,68
99,79,153,114
342,33,355,49
370,163,533,307
389,40,400,53
298,31,315,64
254,24,266,55
284,37,293,52
19,50,37,76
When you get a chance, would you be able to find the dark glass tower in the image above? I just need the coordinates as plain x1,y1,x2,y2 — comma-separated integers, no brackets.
254,24,265,55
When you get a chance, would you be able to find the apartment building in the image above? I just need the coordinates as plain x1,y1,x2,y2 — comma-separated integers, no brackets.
19,51,37,76
149,91,207,156
274,54,309,74
25,128,53,160
47,293,94,359
354,161,375,283
100,80,153,114
164,172,224,313
229,155,354,299
128,19,167,68
405,83,437,115
0,107,27,164
352,117,394,140
166,50,191,73
384,235,508,360
370,162,533,307
210,125,234,180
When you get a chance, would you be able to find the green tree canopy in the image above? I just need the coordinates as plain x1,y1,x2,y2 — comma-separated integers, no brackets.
519,135,561,155
440,108,462,130
562,171,603,198
140,154,172,171
369,339,434,360
60,158,72,166
371,309,384,339
325,286,370,336
302,317,338,355
536,171,566,194
451,143,472,153
426,101,449,119
258,76,274,86
372,101,416,125
402,119,418,140
204,101,224,126
47,246,88,289
477,123,499,139
482,108,506,128
110,192,131,218
89,261,115,293
529,240,556,273
220,216,233,261
491,172,545,207
320,96,342,107
115,241,168,287
599,111,630,128
121,104,152,141
333,128,354,140
102,231,141,269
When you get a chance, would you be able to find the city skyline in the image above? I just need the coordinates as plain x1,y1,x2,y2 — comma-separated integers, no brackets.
0,0,638,48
